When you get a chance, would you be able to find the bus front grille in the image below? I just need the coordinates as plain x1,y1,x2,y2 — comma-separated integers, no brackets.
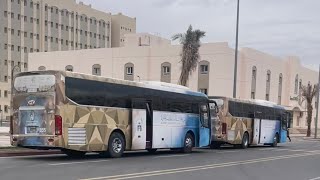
68,128,86,145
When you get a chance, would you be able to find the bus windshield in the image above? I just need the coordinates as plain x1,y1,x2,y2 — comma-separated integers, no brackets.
14,74,55,93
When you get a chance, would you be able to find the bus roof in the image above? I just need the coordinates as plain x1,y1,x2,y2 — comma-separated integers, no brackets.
17,70,207,98
209,96,285,109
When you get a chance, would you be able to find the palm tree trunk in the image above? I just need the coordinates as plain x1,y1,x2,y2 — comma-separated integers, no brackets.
307,102,313,137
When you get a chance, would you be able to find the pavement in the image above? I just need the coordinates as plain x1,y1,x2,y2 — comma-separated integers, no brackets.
0,139,319,180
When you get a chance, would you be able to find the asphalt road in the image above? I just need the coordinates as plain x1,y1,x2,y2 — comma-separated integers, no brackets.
0,138,320,180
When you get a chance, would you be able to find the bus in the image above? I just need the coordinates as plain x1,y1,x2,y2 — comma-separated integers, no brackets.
209,96,288,149
10,71,211,158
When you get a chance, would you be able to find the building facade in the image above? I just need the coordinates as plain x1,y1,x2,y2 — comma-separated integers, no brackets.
0,0,136,119
28,33,320,131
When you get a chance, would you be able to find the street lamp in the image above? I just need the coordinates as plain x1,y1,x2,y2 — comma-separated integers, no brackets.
233,0,240,98
10,65,21,116
0,110,3,127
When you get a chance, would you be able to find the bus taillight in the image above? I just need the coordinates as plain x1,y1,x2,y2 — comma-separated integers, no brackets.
55,115,62,135
222,123,227,134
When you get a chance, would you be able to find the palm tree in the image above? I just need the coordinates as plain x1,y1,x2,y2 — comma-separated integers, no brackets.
300,83,319,137
172,25,206,86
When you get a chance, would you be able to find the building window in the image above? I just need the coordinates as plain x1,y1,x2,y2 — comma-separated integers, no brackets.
163,66,170,74
18,46,21,52
4,11,8,18
126,67,133,75
24,32,27,37
200,65,208,74
251,66,257,99
11,29,14,35
37,3,39,10
4,106,8,113
18,14,21,20
199,89,208,95
30,33,33,38
294,74,299,94
4,91,8,98
11,13,14,19
266,70,271,101
30,48,33,52
30,17,33,23
4,44,8,50
24,63,27,68
92,64,101,76
4,27,7,33
278,73,283,105
38,66,46,71
4,76,8,82
30,1,33,8
24,0,27,6
18,30,20,36
4,60,8,65
65,65,73,72
11,45,14,51
24,16,27,22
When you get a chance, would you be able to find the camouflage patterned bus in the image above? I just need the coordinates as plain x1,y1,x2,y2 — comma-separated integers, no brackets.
209,96,288,149
11,71,211,158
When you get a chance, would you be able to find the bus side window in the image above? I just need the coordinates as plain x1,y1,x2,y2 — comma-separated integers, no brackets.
200,104,209,128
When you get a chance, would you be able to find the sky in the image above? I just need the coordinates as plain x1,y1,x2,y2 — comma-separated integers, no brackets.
79,0,319,70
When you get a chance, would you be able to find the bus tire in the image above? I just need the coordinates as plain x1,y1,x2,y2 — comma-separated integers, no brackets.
210,142,221,149
271,134,279,147
241,132,249,149
107,132,125,158
182,133,194,153
62,149,86,158
147,149,157,153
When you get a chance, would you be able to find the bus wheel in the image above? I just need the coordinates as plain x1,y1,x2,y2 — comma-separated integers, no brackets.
182,133,194,153
210,142,221,149
107,132,125,158
147,149,157,154
271,134,278,147
62,149,86,158
241,133,249,149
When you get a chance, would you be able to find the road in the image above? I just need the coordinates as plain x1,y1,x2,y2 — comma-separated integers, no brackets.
0,139,319,180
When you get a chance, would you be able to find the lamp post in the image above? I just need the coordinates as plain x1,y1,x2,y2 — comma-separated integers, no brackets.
0,110,3,127
233,0,240,98
315,64,320,139
10,65,21,117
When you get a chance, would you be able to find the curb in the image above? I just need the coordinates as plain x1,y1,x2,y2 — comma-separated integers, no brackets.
0,150,61,157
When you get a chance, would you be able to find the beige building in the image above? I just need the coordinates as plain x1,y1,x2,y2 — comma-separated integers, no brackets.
0,0,136,119
28,33,320,131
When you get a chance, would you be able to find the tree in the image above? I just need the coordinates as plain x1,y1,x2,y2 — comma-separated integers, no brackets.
172,25,206,86
300,83,319,137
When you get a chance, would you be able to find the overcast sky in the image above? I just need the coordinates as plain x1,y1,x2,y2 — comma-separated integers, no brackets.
79,0,319,70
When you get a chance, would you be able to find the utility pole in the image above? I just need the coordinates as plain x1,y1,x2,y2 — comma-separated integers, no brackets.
233,0,240,98
315,64,320,139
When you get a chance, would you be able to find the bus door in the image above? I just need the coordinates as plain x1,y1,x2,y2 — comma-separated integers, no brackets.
199,104,210,147
279,113,288,143
131,99,153,150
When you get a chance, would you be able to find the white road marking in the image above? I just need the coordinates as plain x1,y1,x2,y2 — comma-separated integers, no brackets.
153,154,189,159
48,160,110,166
309,176,320,180
217,151,239,154
80,151,320,180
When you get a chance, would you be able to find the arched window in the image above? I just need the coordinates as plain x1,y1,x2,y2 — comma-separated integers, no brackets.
92,64,101,76
38,66,46,71
65,65,73,72
294,74,299,94
198,60,210,95
124,63,134,81
251,66,257,99
278,73,283,104
266,70,271,101
161,62,171,83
